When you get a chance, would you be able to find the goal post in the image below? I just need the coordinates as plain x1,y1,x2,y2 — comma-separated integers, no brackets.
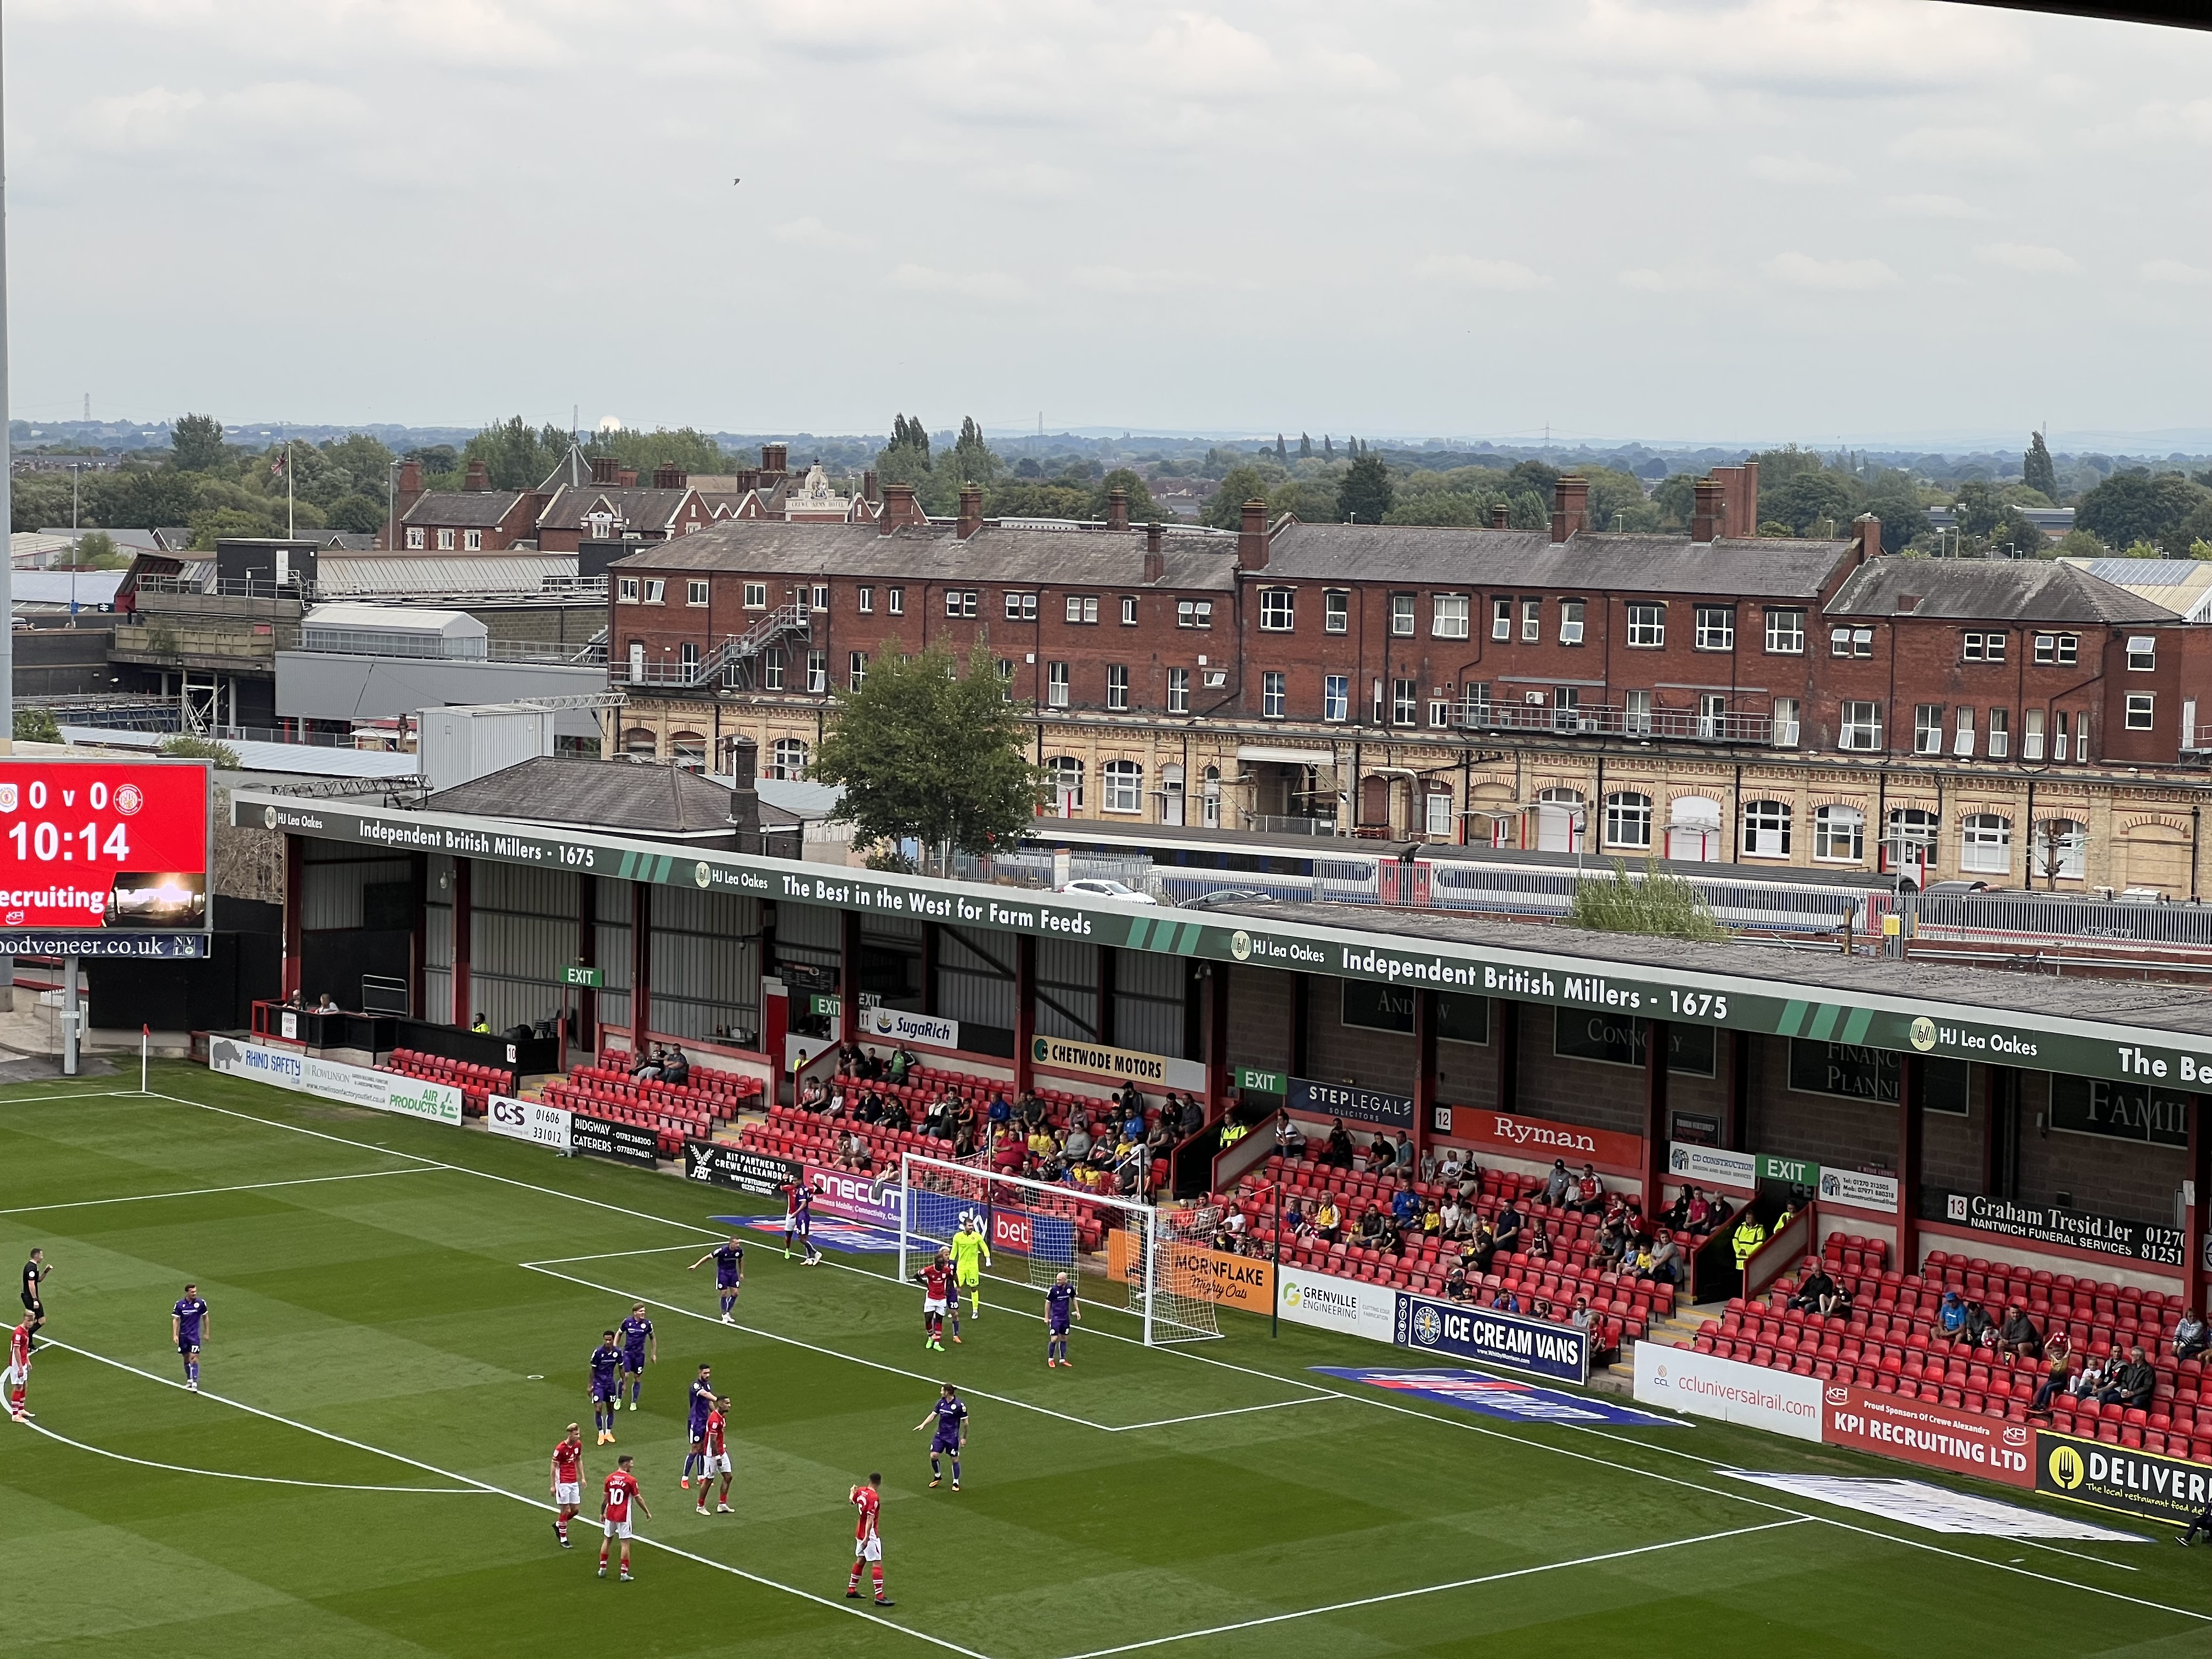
896,1150,1220,1344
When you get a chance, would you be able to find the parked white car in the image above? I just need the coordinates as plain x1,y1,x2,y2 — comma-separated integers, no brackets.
1058,878,1159,905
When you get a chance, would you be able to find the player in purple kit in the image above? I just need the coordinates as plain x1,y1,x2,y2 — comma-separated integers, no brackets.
687,1237,744,1324
1045,1272,1080,1368
617,1304,655,1411
680,1362,715,1489
783,1182,822,1265
913,1383,968,1491
171,1283,209,1393
589,1329,623,1444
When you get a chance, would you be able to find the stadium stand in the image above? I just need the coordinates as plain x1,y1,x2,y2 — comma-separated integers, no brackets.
381,1049,510,1119
526,1054,763,1157
1695,1233,2212,1465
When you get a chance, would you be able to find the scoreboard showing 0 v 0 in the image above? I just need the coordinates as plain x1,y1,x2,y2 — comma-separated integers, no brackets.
0,759,212,933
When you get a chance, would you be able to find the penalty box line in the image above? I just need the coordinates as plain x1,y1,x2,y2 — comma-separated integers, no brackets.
39,1338,995,1659
524,1243,1336,1435
0,1166,437,1217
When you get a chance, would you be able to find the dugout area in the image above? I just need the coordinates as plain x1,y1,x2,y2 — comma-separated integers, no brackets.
2,1065,2208,1658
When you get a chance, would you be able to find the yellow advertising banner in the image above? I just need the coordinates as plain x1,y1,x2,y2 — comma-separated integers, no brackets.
1105,1232,1274,1312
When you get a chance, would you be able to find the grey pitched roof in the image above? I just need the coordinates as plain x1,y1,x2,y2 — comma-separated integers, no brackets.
1259,523,1856,599
537,487,695,533
403,490,528,528
608,518,1242,590
427,757,739,836
537,443,594,492
1825,557,2182,623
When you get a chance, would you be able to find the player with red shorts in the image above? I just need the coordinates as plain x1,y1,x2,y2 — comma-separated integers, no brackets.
917,1252,955,1352
550,1424,584,1548
845,1472,893,1605
5,1318,30,1421
597,1455,651,1581
695,1396,733,1515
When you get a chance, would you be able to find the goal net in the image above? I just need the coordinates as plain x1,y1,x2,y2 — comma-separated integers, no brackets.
897,1151,1220,1344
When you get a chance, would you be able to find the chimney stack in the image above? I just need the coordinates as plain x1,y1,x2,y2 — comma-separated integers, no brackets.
1106,488,1129,533
957,483,984,539
1550,475,1589,543
389,460,424,546
1853,512,1883,564
879,482,922,533
617,467,638,488
760,442,788,478
652,465,687,490
1143,521,1164,583
862,468,879,503
1692,478,1724,544
591,455,622,486
1236,498,1271,570
735,467,761,495
1491,502,1510,529
1736,460,1759,540
464,458,492,492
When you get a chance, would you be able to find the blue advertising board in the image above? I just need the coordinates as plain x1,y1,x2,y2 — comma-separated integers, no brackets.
1392,1292,1590,1383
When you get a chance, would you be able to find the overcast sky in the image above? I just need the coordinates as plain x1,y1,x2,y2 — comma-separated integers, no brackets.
10,1,2211,447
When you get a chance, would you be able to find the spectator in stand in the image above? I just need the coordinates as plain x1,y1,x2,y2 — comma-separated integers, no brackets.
1662,1188,1692,1232
1492,1289,1523,1314
1543,1160,1574,1207
1276,1113,1307,1160
1729,1211,1767,1272
1357,1206,1386,1245
2069,1351,2111,1404
854,1090,883,1125
2174,1307,2209,1362
1026,1121,1057,1168
1596,1208,1634,1269
1283,1200,1309,1241
952,1099,977,1154
1572,1297,1613,1362
991,1128,1025,1175
1363,1135,1394,1176
631,1048,663,1081
880,1094,911,1133
988,1094,1012,1130
1436,1147,1466,1187
1390,1182,1420,1226
1640,1232,1682,1285
1994,1305,2043,1364
800,1076,827,1109
1146,1117,1174,1163
1936,1290,1968,1340
1453,1161,1482,1205
1117,1081,1146,1119
2101,1345,2157,1412
1825,1280,1853,1320
1571,1164,1606,1216
919,1094,951,1141
837,1130,871,1171
1788,1265,1836,1315
1314,1195,1344,1245
1376,1211,1404,1256
1321,1119,1356,1168
1492,1201,1524,1257
1179,1094,1205,1138
1390,1131,1414,1175
1438,1195,1466,1240
1469,1222,1499,1278
1685,1189,1719,1235
887,1046,915,1085
1525,1222,1551,1262
2030,1333,2075,1416
1446,1261,1472,1301
1419,1197,1443,1238
1114,1144,1146,1198
1960,1300,1996,1350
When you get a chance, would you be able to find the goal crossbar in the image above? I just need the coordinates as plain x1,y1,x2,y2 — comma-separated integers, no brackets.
896,1151,1220,1345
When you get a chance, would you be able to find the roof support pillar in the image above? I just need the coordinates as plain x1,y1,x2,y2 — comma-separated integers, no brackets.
452,856,472,1030
1013,935,1036,1096
1895,1054,1925,1275
281,834,304,1005
630,878,651,1053
1642,1018,1669,1218
1412,987,1438,1169
2187,1095,2210,1321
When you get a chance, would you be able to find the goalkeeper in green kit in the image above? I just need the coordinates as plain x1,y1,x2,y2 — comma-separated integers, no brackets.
949,1214,991,1338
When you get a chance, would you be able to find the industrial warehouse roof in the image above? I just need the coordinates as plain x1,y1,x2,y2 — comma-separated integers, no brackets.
2058,557,2212,624
426,757,741,838
317,555,578,597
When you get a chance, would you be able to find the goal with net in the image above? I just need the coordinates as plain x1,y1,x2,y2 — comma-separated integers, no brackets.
896,1151,1220,1344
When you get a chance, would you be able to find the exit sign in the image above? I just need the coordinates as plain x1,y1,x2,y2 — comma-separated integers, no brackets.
1237,1067,1285,1095
560,966,605,989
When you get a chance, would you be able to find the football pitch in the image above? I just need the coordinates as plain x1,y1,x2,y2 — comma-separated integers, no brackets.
5,1068,2210,1658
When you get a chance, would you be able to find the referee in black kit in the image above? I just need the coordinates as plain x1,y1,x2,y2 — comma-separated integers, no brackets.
21,1248,50,1350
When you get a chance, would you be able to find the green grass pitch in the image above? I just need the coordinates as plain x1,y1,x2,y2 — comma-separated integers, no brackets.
3,1064,2209,1657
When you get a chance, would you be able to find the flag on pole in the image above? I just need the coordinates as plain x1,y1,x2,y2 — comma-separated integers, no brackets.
270,452,287,477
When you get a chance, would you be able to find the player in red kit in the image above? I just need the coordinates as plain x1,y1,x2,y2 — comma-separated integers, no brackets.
550,1423,584,1548
916,1250,955,1352
695,1396,733,1515
845,1472,893,1605
597,1454,651,1581
5,1318,30,1421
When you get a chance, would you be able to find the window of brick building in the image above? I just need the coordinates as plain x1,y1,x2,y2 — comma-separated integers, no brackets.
1695,607,1735,651
1324,674,1349,722
857,586,873,613
1492,597,1513,641
1559,599,1585,645
743,582,766,609
763,650,785,691
1604,792,1652,849
1839,701,1882,751
1178,599,1212,628
1742,799,1791,857
1626,603,1664,648
1765,609,1804,654
1260,590,1295,631
889,587,905,616
1987,708,2010,757
1048,662,1070,707
1121,597,1138,626
1432,594,1469,639
1324,591,1348,634
1521,598,1542,642
947,590,978,617
1107,664,1130,710
848,652,866,690
405,526,425,549
1103,760,1143,815
1814,805,1865,863
1262,671,1285,718
436,528,455,550
1915,704,1944,755
1391,594,1415,636
1167,668,1188,714
687,579,709,607
1392,679,1417,725
1960,813,2011,874
1006,591,1037,621
2126,692,2154,730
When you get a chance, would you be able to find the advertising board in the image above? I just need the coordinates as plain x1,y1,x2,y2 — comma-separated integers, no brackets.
683,1141,802,1195
1632,1342,1822,1441
1030,1034,1206,1092
488,1094,572,1153
569,1113,659,1166
1105,1233,1273,1311
1821,1383,2034,1487
1285,1076,1414,1130
0,758,211,935
207,1037,461,1126
1451,1108,1644,1172
1932,1189,2183,1268
866,1007,961,1051
805,1163,904,1232
1394,1291,1590,1384
2035,1431,2212,1526
1667,1142,1756,1192
983,1205,1078,1263
1277,1265,1401,1343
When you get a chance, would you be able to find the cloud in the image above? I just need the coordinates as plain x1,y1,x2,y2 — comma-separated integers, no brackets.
771,216,873,251
1748,154,1853,185
1880,193,1984,219
1410,253,1551,291
1069,265,1208,296
2141,258,2212,286
883,262,1026,301
1617,264,1729,294
1438,75,1590,153
1976,242,2078,274
1886,125,2036,165
1762,251,1899,291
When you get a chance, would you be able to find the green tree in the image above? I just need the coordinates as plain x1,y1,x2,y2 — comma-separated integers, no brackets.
1506,489,1548,531
168,413,228,472
809,645,1043,870
586,426,725,477
2191,540,2212,561
160,734,241,767
1567,857,1727,942
1952,479,2002,539
1769,471,1857,538
1860,480,1929,554
188,507,276,549
1274,435,1287,464
466,417,574,490
1649,472,1698,532
2076,469,2212,556
1384,490,1494,527
1322,435,1334,460
949,416,998,486
85,467,204,531
1090,468,1158,523
985,482,1091,519
1746,444,1825,488
10,474,70,532
2052,527,2105,558
1336,454,1394,524
320,432,397,483
2023,432,2058,502
1580,467,1646,534
1990,506,2048,557
1203,466,1272,529
74,530,126,568
1298,432,1312,460
13,707,61,744
326,494,387,534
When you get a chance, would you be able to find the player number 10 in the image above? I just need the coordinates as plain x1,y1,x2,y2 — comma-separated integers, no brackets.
7,822,132,861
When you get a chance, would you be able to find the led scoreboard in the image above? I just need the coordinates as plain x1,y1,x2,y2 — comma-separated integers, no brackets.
0,758,212,953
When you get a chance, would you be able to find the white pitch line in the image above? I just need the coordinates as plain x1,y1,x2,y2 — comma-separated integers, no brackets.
41,1338,995,1659
522,1241,724,1266
1104,1397,1333,1434
16,1415,488,1494
1056,1518,1810,1658
0,1166,435,1216
520,1261,1118,1433
103,1088,2212,1630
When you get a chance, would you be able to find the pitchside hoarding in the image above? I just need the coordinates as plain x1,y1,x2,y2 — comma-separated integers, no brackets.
1,758,211,937
1395,1291,1591,1384
684,1142,803,1196
1277,1265,1400,1343
488,1094,572,1153
1821,1384,2034,1487
2036,1431,2212,1526
208,1037,461,1126
1633,1343,1822,1442
570,1113,659,1166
